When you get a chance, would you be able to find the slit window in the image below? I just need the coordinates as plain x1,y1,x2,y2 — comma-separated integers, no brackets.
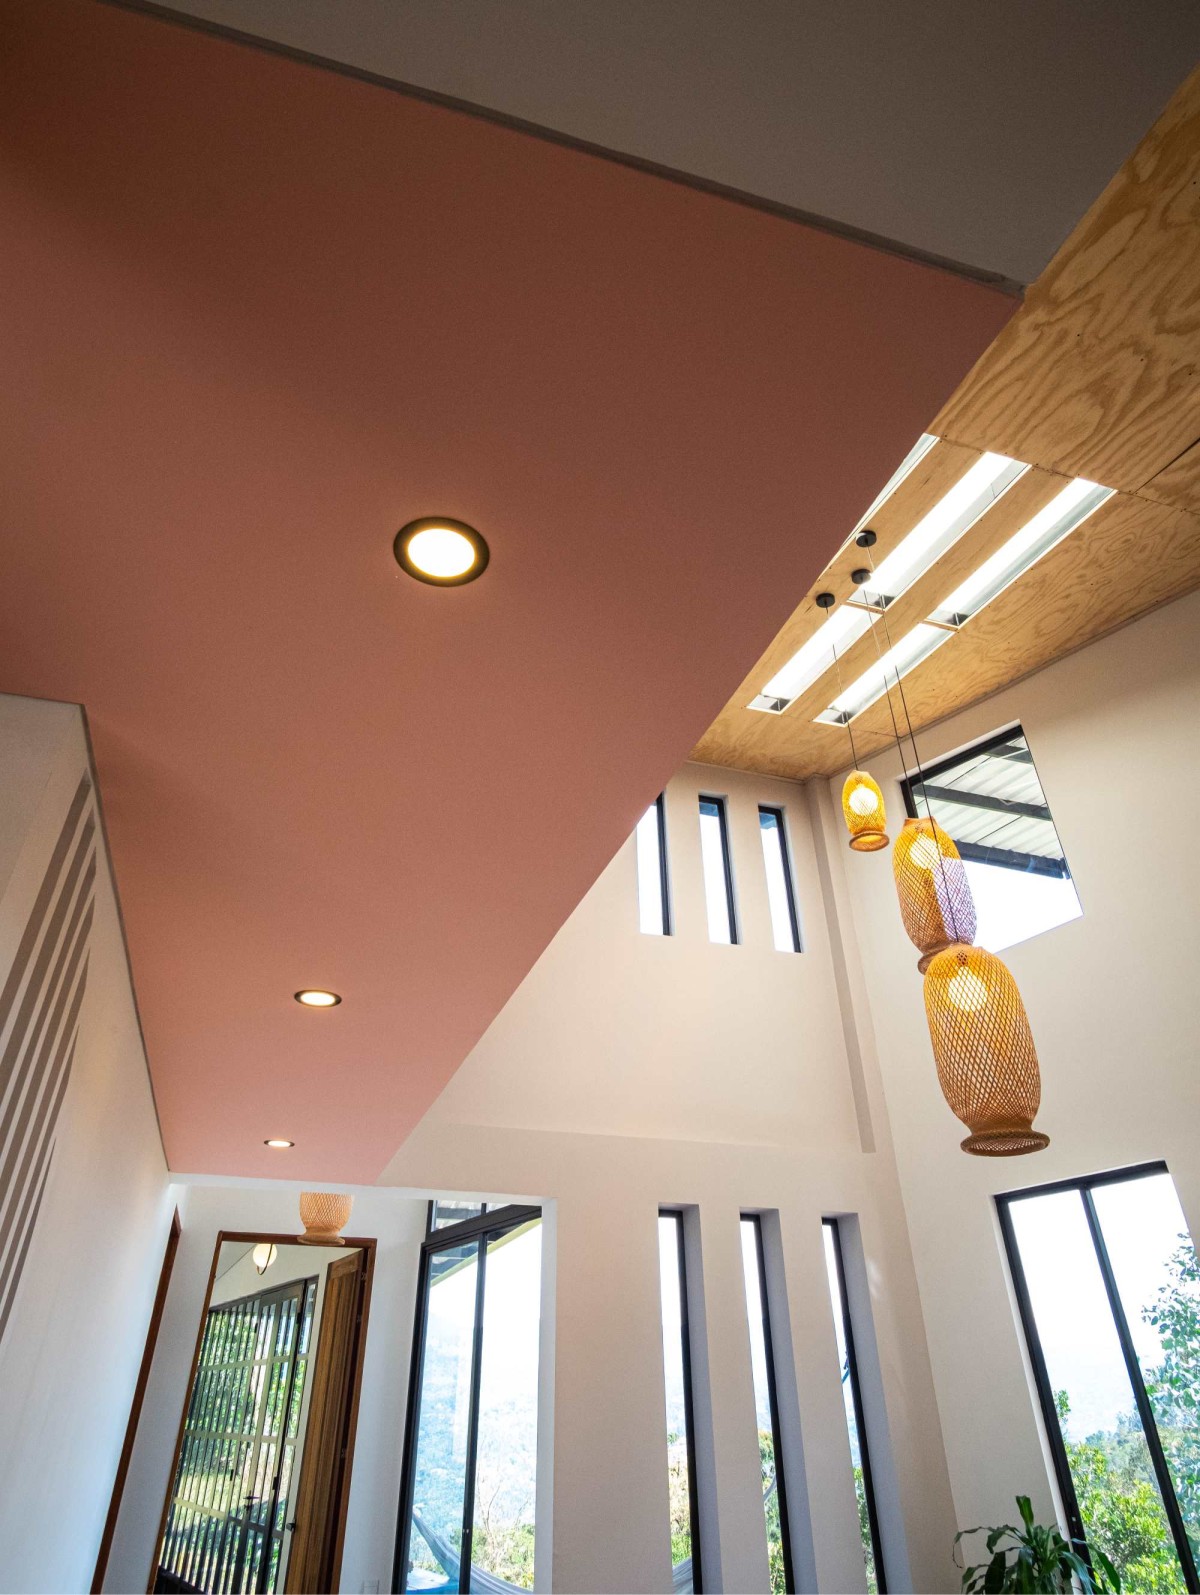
822,1220,885,1593
758,808,801,953
396,1202,543,1593
998,1164,1200,1594
660,1210,702,1592
636,795,672,936
903,726,1081,952
741,1216,793,1592
698,797,737,945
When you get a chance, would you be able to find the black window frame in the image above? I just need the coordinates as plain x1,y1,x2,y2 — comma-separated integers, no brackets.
823,1218,887,1594
393,1200,543,1595
757,806,802,953
900,724,1071,881
741,1213,795,1591
660,1207,704,1593
637,792,673,937
698,795,739,946
997,1160,1200,1593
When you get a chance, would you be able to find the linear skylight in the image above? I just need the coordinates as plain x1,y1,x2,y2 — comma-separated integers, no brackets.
850,432,939,536
931,478,1114,625
814,623,951,725
749,603,873,713
850,452,1028,608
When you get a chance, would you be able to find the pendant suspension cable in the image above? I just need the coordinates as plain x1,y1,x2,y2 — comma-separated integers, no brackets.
818,592,860,770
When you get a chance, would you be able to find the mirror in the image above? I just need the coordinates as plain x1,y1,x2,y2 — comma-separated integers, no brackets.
154,1234,372,1595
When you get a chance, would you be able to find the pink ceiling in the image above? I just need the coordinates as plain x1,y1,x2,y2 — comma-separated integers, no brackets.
0,0,1013,1180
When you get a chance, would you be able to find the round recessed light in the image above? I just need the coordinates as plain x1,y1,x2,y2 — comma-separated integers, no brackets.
394,517,489,585
264,1138,294,1149
294,989,341,1008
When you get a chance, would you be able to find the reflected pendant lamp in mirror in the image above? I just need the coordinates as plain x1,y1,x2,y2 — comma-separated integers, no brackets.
923,942,1050,1156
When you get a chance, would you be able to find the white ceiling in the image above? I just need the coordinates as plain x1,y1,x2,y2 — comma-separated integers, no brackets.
137,0,1199,285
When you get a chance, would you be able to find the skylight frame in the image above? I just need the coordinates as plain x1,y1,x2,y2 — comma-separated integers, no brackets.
814,622,951,726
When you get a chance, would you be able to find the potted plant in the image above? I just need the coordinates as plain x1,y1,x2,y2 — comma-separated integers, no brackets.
956,1495,1121,1593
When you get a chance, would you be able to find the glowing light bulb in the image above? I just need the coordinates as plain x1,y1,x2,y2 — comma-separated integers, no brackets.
252,1243,278,1275
947,967,989,1012
909,833,942,871
848,782,880,816
406,525,477,579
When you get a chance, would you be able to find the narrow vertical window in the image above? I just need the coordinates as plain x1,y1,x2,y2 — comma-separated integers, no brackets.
396,1203,543,1594
741,1216,793,1592
758,808,801,952
822,1220,885,1593
636,795,672,935
999,1164,1200,1594
698,796,737,945
660,1210,702,1593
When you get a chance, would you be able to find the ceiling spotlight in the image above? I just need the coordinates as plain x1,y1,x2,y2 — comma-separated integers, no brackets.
394,517,489,585
294,989,341,1008
264,1138,294,1149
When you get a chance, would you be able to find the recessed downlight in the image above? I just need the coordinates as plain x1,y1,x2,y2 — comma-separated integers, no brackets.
294,989,341,1008
264,1138,294,1149
394,517,489,585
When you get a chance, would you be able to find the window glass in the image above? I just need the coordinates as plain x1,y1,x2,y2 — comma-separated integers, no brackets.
660,1212,700,1591
636,796,671,936
758,809,801,953
822,1221,883,1593
1002,1169,1199,1594
698,797,736,945
741,1217,791,1591
431,1200,486,1231
904,728,1080,952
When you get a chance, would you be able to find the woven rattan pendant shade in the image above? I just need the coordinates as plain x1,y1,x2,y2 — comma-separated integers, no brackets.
842,771,888,852
297,1190,353,1245
893,817,977,970
923,942,1049,1156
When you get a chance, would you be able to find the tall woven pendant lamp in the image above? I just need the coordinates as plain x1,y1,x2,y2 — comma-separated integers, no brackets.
850,530,1048,1156
817,591,889,853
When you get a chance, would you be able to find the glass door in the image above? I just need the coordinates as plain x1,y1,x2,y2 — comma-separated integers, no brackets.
395,1205,542,1594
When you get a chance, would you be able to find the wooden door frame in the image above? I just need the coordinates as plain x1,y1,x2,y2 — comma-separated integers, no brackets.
93,1208,182,1593
146,1230,377,1595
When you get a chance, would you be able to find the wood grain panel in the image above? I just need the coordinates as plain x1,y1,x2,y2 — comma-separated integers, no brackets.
932,65,1200,498
1142,435,1200,512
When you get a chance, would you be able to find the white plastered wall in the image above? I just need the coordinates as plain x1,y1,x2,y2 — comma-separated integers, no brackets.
0,696,171,1595
382,762,959,1594
833,587,1200,1543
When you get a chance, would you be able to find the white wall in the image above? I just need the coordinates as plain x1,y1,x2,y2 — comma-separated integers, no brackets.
104,1180,429,1595
384,763,957,1593
835,588,1200,1541
0,697,171,1595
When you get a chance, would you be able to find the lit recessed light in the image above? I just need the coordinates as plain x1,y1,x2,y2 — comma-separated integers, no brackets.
294,989,341,1007
264,1138,294,1149
394,517,489,585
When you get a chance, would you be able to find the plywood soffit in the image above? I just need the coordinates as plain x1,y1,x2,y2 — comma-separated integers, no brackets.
692,65,1200,783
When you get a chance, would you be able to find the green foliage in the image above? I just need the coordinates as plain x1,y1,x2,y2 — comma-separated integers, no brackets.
956,1494,1121,1594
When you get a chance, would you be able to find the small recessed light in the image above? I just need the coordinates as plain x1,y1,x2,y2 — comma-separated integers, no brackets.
264,1138,294,1149
394,517,489,585
294,989,341,1007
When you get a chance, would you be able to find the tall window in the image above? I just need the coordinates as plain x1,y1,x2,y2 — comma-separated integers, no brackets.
822,1220,885,1593
698,796,738,945
636,795,672,935
396,1203,543,1594
741,1216,793,1592
998,1164,1200,1594
659,1210,702,1592
903,726,1081,951
758,808,801,953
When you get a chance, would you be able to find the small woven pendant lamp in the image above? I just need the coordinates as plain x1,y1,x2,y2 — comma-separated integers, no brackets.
892,816,977,970
818,591,890,853
843,771,889,852
924,943,1050,1156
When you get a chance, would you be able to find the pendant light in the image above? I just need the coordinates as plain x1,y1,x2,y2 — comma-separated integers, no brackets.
818,591,889,852
297,1190,353,1245
851,530,1048,1156
924,943,1049,1155
892,815,977,970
